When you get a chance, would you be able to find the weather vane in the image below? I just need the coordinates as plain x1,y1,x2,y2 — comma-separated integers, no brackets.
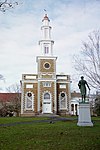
44,9,47,12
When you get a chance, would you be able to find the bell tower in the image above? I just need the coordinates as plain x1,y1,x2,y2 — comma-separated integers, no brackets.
37,13,57,114
39,14,54,56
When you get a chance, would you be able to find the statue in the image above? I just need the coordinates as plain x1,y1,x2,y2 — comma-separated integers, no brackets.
78,76,90,102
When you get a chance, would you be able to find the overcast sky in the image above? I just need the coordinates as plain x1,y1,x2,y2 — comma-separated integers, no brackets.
0,0,100,92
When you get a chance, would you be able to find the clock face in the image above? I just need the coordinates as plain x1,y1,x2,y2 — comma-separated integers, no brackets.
44,62,51,69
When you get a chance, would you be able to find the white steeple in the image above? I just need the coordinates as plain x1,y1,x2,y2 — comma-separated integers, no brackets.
39,14,54,56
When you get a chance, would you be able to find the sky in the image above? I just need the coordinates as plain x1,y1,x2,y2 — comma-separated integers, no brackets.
0,0,100,92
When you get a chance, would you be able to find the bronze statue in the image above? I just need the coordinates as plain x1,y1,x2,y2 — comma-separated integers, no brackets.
78,76,90,102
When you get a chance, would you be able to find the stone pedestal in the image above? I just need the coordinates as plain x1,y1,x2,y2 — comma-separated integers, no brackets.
77,103,93,126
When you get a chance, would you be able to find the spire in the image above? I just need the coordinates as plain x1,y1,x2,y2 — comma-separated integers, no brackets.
39,13,54,56
42,14,50,23
42,9,50,21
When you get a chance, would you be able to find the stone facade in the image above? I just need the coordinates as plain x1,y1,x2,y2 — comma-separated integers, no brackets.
56,75,71,115
21,74,71,116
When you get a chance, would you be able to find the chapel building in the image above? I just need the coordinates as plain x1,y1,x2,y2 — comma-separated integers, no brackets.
21,14,71,116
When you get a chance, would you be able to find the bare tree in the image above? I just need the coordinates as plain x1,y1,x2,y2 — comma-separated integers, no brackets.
0,0,18,12
74,30,100,90
6,83,21,93
6,83,21,116
94,91,100,116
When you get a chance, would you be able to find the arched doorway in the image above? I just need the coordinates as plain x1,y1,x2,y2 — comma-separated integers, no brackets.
43,92,52,113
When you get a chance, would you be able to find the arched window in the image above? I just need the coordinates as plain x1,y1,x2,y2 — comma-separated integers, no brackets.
44,93,50,99
25,92,34,110
44,46,49,54
59,92,67,109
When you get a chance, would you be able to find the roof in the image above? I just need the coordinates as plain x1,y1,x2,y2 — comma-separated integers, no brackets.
71,91,81,98
0,93,21,102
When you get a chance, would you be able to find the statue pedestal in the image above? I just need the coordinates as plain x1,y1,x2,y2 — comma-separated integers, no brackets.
77,103,93,126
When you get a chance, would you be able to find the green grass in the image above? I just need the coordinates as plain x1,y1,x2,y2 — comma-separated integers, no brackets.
0,117,100,150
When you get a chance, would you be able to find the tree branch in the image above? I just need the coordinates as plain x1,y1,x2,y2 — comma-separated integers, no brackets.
74,30,100,90
0,0,18,12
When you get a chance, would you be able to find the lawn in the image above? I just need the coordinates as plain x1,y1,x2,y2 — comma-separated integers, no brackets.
0,117,100,150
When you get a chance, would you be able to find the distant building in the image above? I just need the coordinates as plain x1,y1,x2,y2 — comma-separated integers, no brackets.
0,93,21,108
20,14,71,116
71,91,81,115
71,91,96,116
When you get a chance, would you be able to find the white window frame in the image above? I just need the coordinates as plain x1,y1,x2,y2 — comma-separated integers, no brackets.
26,84,33,89
25,92,34,110
59,92,67,110
59,84,66,89
42,82,51,87
25,75,36,79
